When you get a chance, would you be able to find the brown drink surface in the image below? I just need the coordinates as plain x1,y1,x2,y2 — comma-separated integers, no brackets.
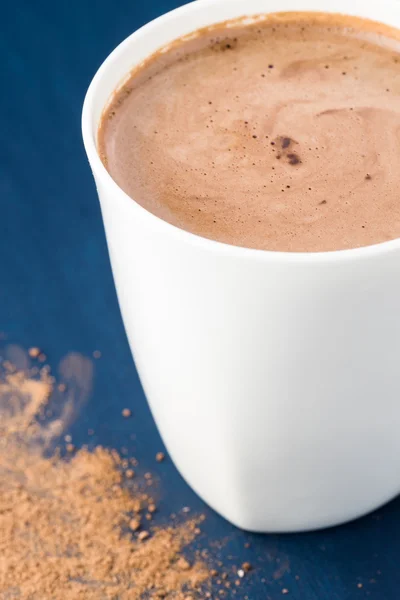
98,13,400,252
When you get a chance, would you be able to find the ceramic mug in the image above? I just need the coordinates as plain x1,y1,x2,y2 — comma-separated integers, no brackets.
82,0,400,532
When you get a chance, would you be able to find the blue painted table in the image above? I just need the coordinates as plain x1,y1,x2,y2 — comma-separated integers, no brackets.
1,1,399,598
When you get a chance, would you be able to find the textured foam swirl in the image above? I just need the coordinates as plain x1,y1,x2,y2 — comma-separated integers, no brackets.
98,13,400,252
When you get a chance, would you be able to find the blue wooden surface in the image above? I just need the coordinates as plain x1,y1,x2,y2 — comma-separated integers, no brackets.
1,1,400,598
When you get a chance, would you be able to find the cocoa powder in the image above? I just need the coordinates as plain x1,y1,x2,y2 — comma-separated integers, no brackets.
0,347,211,599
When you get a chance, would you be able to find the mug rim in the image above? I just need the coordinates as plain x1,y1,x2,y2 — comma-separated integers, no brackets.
82,0,400,264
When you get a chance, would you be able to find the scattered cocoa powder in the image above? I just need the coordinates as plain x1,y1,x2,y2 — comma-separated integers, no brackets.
28,347,41,358
0,346,214,599
177,558,192,571
129,517,141,531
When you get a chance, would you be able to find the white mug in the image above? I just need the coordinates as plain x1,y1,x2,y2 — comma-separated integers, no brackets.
82,0,400,532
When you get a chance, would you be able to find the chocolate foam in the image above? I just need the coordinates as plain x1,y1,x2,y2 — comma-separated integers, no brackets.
98,13,400,252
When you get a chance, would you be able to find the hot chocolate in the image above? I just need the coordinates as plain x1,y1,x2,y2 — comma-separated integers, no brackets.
98,13,400,252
